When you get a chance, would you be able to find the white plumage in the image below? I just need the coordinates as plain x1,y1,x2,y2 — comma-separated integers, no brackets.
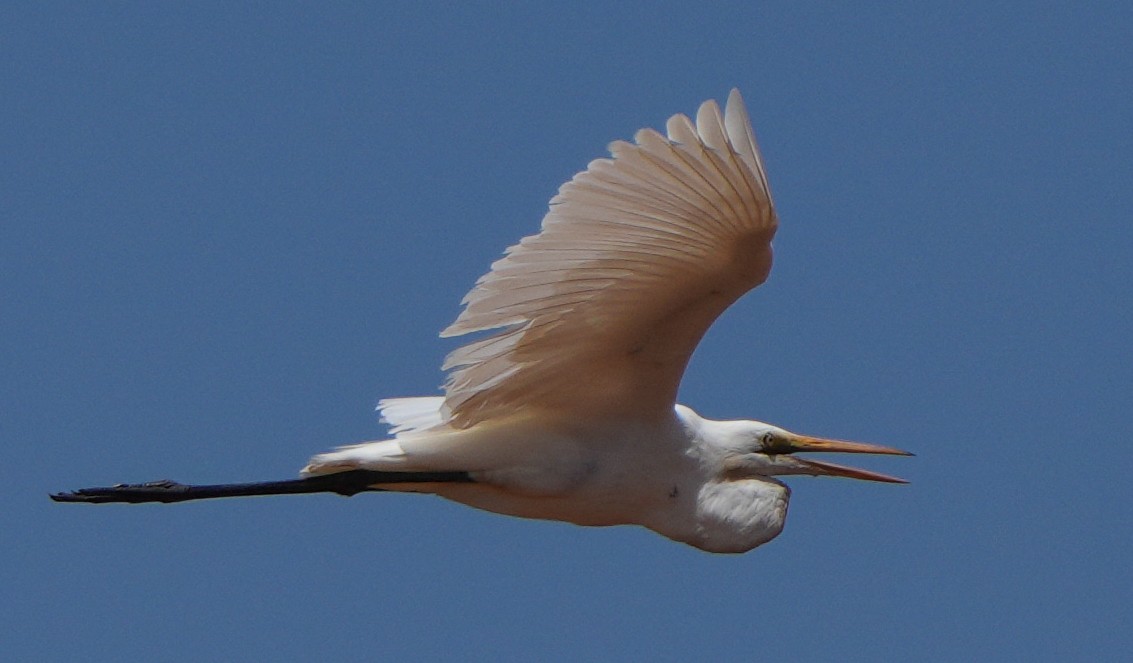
436,91,775,429
54,90,908,552
300,90,910,553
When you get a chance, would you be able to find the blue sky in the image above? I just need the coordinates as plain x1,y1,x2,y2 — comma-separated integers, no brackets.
5,2,1131,660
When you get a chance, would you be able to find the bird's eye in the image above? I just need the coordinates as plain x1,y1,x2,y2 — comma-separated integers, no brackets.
761,432,775,448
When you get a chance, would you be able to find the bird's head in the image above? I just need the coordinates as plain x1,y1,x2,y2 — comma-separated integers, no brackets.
715,420,911,484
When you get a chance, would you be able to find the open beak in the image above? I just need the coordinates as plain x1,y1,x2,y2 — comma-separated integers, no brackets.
782,434,912,484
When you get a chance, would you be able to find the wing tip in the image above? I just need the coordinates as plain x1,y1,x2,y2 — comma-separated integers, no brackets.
722,87,773,204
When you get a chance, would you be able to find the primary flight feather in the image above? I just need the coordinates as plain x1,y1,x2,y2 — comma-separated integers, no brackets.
441,90,776,428
53,90,909,553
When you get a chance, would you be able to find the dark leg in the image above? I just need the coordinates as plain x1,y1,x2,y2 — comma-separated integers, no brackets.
50,469,474,504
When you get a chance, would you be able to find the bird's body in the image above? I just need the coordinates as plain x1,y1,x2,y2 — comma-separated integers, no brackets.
54,90,910,553
308,401,790,553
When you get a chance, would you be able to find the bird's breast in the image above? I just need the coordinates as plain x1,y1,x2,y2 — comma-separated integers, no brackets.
661,478,791,553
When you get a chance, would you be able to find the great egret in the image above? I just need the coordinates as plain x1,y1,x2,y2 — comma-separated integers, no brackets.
53,90,910,553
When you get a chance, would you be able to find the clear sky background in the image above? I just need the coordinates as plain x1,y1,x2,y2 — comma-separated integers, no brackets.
5,3,1131,661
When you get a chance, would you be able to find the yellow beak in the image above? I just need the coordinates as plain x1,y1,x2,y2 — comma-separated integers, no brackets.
783,434,912,484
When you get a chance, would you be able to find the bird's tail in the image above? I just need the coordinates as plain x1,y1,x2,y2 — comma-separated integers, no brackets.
301,438,409,477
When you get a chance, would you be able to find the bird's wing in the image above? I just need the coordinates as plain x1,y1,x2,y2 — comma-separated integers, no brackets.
378,397,447,437
440,90,778,429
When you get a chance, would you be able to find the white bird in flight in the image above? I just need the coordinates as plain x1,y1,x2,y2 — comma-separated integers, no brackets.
54,90,910,553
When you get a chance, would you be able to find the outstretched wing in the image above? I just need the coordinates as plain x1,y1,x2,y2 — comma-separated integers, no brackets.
440,90,778,429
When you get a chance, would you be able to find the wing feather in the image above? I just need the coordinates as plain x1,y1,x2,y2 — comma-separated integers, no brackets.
377,397,447,436
438,90,777,428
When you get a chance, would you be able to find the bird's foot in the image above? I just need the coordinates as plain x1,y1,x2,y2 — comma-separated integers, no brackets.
50,480,190,504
